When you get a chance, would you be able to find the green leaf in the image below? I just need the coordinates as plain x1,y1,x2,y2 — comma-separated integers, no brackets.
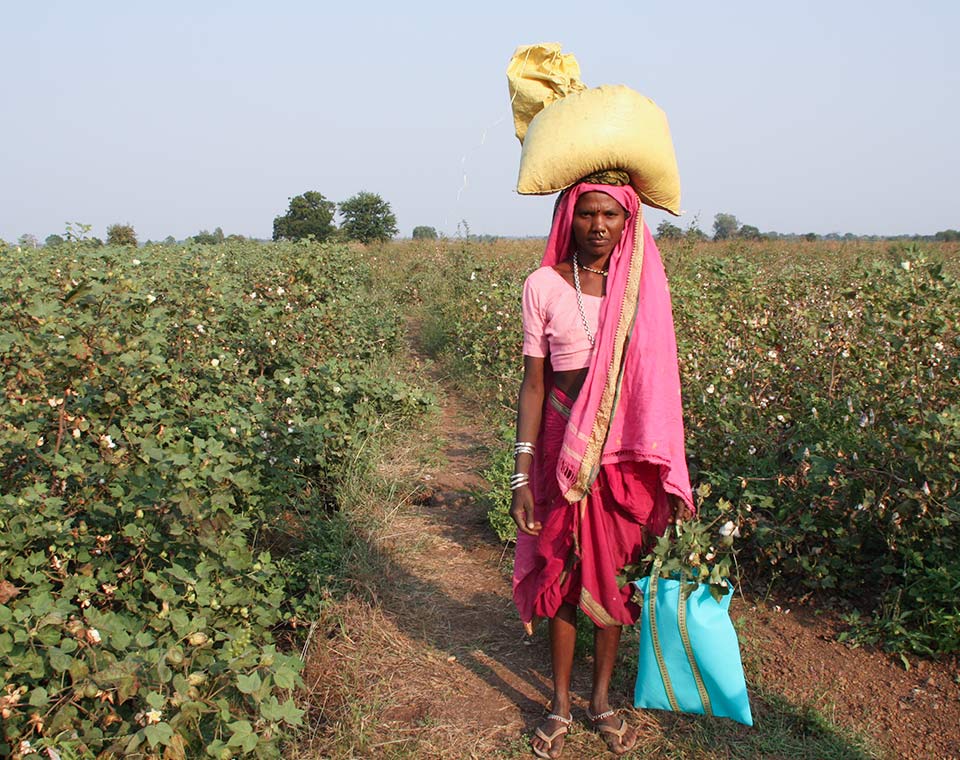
28,686,49,707
272,663,299,690
136,631,155,647
226,719,258,752
144,721,174,748
236,672,262,694
116,674,137,703
111,628,132,650
68,657,89,682
48,646,73,673
205,739,230,758
277,697,305,726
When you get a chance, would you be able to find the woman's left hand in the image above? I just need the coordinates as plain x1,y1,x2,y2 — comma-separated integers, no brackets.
670,494,694,524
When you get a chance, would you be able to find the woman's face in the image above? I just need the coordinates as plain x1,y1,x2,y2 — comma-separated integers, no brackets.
571,191,628,260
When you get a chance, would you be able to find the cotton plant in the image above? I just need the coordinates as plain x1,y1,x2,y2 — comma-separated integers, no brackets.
621,483,742,603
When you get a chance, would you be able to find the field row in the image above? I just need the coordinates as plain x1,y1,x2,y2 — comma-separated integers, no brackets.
0,240,432,758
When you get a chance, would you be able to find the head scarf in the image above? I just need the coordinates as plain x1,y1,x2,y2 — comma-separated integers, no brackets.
541,182,694,512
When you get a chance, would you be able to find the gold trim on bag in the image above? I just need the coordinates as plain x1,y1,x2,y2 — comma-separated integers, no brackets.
648,560,680,711
678,581,714,717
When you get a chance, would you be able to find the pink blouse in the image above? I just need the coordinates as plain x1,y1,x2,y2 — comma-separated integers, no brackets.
521,266,602,371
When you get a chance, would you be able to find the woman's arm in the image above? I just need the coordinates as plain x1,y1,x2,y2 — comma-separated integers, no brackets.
510,355,546,536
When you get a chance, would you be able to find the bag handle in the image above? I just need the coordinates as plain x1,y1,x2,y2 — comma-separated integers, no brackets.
677,578,714,717
647,559,681,711
647,559,714,717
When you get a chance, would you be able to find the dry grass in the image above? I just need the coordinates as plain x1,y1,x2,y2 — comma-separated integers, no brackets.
284,358,526,759
297,598,490,759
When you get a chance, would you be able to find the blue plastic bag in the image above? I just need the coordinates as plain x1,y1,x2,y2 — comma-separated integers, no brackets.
633,565,753,726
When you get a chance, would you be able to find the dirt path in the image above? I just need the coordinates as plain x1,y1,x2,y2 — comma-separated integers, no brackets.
302,365,960,759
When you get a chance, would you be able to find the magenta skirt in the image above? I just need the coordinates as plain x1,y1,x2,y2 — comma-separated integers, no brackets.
513,387,672,629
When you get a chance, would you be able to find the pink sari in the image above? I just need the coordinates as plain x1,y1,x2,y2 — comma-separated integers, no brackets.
513,183,694,631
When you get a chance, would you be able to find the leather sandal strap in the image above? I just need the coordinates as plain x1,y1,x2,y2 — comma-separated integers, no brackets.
534,724,569,743
596,718,628,739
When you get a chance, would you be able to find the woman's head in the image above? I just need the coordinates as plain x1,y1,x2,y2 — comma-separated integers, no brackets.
571,191,628,260
540,181,640,269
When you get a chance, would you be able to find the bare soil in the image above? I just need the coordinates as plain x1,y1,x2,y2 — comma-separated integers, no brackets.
301,381,960,759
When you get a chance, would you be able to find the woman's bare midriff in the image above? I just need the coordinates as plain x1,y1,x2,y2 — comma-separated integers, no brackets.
552,367,589,401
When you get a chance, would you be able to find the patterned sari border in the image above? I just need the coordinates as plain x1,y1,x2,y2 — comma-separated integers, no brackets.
580,587,619,628
569,207,645,500
548,390,572,420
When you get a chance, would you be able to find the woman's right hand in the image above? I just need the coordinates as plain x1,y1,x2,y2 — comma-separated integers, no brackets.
511,486,541,536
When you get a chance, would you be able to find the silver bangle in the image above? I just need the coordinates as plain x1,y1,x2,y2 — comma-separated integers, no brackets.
510,473,530,490
514,441,536,457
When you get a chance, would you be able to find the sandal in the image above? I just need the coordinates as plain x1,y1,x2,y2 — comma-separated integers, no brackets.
532,712,572,759
587,709,636,756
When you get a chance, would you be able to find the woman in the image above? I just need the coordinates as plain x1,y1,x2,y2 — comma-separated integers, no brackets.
511,175,694,758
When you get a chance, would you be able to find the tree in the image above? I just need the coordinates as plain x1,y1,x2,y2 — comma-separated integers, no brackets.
45,234,65,248
273,191,336,242
192,227,225,245
163,235,177,246
64,222,93,244
412,226,438,240
713,213,739,241
107,223,138,247
339,192,398,244
18,234,38,249
738,224,762,240
655,220,683,240
681,214,707,241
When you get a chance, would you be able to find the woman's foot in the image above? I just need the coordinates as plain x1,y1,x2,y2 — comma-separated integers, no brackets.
587,708,637,756
531,712,572,759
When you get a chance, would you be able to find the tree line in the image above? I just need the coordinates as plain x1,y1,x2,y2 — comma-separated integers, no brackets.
656,214,960,243
11,204,957,249
11,190,406,249
19,225,250,250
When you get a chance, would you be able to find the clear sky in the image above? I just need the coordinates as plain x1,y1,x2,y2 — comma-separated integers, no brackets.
3,1,957,243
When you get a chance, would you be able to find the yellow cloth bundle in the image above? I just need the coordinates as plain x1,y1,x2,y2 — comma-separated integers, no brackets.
507,43,682,216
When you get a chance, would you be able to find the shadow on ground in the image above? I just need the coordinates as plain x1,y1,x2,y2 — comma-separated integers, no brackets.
298,412,883,759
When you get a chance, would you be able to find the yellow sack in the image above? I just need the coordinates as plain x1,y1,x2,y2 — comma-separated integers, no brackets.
507,45,682,216
507,42,586,143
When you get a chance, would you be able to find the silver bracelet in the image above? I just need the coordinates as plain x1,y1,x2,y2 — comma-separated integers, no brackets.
514,441,536,457
510,473,530,490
